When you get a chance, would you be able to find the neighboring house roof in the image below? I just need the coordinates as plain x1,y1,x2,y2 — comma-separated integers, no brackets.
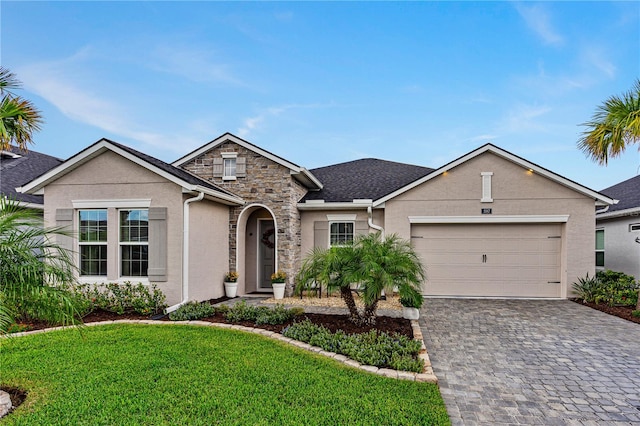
302,158,434,203
597,174,640,219
172,132,323,190
0,146,63,208
18,139,244,206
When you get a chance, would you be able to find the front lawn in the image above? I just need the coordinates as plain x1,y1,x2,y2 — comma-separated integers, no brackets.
0,324,449,425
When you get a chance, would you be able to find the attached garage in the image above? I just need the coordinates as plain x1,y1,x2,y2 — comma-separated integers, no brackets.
411,221,564,298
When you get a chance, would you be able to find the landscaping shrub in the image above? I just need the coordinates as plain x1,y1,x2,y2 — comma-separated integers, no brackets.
595,270,639,307
572,270,639,307
632,310,640,318
255,304,301,325
77,282,167,315
572,273,600,303
168,301,215,321
282,319,424,373
224,301,301,325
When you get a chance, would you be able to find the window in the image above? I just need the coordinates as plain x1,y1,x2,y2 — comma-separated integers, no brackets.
595,229,604,267
120,209,149,277
330,222,354,246
79,210,108,276
223,158,236,180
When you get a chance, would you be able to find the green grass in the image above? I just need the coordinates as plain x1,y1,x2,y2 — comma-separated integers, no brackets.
1,324,449,425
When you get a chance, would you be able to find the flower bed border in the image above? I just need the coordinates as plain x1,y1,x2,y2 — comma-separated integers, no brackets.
5,319,437,383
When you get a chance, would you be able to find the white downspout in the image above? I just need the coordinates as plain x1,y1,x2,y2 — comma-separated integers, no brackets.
367,205,384,237
166,191,205,314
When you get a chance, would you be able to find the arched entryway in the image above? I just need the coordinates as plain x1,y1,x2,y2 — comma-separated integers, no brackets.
236,204,278,294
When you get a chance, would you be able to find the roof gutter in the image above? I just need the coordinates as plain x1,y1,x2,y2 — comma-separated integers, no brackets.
165,191,205,314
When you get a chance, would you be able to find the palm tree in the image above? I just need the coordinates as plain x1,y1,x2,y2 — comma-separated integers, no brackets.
296,233,426,326
0,67,43,151
578,79,640,165
0,198,82,333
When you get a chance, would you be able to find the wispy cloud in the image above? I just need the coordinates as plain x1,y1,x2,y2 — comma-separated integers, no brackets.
469,134,498,143
237,103,334,138
498,104,552,134
17,53,207,154
147,43,245,86
580,46,616,79
514,3,564,46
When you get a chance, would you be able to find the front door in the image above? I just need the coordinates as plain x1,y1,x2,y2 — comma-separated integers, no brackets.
258,220,275,291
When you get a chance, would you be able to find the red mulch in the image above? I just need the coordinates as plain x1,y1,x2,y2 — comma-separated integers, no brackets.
571,299,640,324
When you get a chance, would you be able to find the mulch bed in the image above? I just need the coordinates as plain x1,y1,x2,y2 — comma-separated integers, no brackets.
10,296,414,338
571,299,640,324
0,386,27,417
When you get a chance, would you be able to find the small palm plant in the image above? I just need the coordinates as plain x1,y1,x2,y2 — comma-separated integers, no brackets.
0,198,82,333
296,233,425,326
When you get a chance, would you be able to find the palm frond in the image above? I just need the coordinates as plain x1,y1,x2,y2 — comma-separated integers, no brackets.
578,79,640,165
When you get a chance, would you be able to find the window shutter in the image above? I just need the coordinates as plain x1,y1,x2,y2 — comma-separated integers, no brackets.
212,158,223,178
355,221,369,236
314,221,329,248
236,157,246,177
55,208,74,252
148,207,167,282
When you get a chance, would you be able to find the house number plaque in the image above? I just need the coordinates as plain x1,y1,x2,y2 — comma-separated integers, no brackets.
481,208,492,214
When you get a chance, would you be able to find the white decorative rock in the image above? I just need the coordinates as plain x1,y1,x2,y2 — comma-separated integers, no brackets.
0,390,12,418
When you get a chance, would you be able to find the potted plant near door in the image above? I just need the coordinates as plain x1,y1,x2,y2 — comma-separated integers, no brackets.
399,290,423,320
224,271,239,298
271,270,287,300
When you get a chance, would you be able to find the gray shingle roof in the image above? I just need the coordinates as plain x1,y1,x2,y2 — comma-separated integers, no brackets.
1,146,63,205
104,139,239,198
600,174,640,213
302,158,434,202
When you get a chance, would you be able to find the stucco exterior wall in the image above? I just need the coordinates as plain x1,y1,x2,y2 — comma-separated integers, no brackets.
43,150,186,305
597,216,640,279
181,140,308,295
188,199,230,301
384,152,596,298
299,209,374,256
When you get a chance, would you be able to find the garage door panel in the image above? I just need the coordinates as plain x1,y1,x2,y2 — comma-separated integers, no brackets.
412,223,562,298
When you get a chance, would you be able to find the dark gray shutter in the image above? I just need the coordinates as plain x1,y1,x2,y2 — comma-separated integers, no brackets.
314,221,329,248
355,221,369,236
148,207,167,282
55,208,74,252
212,158,223,178
236,157,246,177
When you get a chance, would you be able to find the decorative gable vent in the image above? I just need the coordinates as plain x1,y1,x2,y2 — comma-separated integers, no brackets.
481,172,493,203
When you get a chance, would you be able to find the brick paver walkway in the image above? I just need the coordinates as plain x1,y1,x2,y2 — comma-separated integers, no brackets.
421,299,640,425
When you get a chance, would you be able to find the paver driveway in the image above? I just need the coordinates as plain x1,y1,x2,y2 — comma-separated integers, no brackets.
420,299,640,425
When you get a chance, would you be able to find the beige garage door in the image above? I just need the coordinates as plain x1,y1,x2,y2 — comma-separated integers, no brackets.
411,223,562,298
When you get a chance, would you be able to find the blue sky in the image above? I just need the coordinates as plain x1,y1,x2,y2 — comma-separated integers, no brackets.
2,1,639,190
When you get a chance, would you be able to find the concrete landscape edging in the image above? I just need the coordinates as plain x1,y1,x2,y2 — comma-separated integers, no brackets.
5,319,438,383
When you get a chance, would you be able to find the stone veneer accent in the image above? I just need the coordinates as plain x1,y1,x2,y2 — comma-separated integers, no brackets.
181,141,309,295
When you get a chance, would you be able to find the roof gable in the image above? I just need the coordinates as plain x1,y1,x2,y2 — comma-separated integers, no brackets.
18,139,244,206
172,132,322,190
374,144,613,207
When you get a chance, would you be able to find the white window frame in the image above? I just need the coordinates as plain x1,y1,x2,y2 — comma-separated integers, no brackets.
326,214,357,248
78,209,108,277
595,228,605,269
629,223,640,232
119,209,149,278
222,152,237,181
328,222,355,247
